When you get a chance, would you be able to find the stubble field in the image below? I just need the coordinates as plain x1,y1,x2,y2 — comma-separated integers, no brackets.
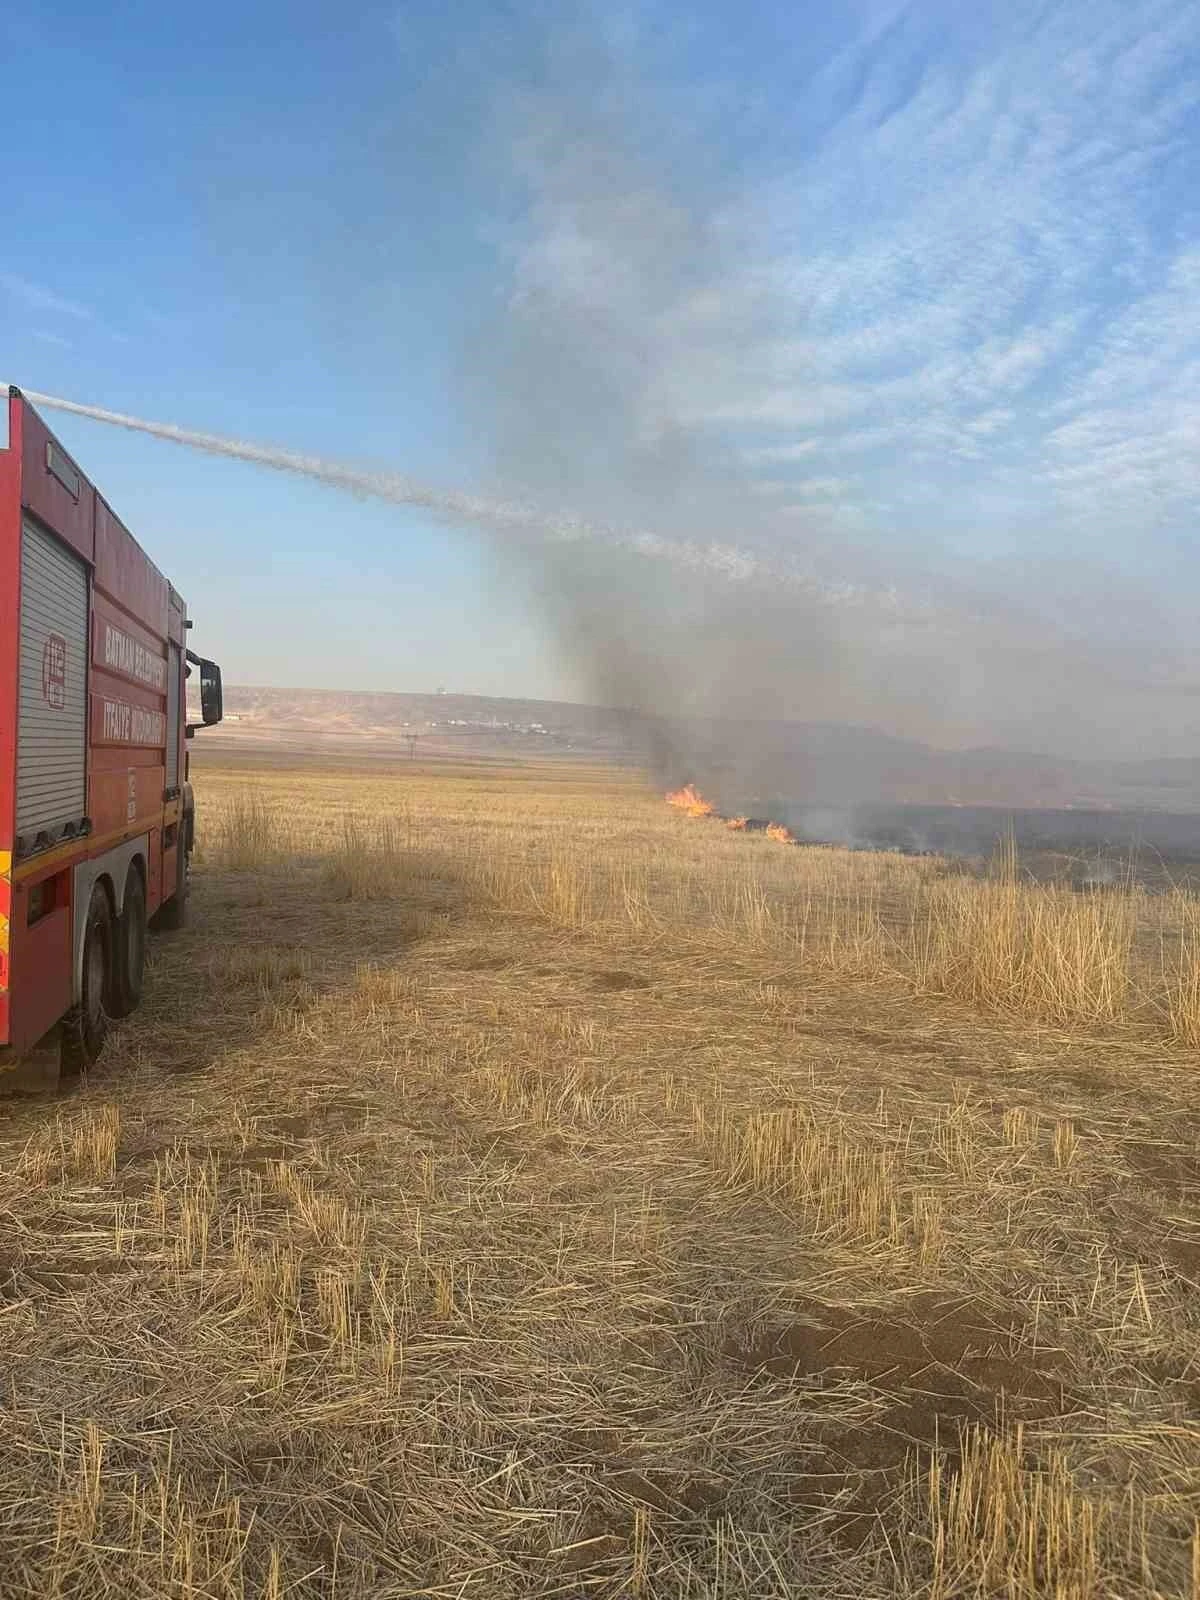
0,753,1198,1598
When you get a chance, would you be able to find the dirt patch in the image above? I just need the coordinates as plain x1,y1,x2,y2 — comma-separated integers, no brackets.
789,1022,963,1059
307,1094,376,1130
1102,1194,1200,1281
728,1292,1069,1546
249,1111,314,1140
15,1256,136,1293
234,1442,289,1487
605,1467,727,1517
1162,1231,1200,1279
592,970,651,992
1124,1138,1200,1196
1,1243,137,1298
0,1253,20,1305
550,1503,630,1575
451,948,512,972
1059,1067,1109,1097
728,1293,1025,1382
210,1097,374,1150
222,1142,295,1173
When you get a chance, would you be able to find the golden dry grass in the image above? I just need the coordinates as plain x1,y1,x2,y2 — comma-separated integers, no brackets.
0,752,1197,1598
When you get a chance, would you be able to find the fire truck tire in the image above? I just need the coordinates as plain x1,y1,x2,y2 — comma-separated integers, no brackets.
60,889,114,1076
110,864,147,1019
156,868,188,932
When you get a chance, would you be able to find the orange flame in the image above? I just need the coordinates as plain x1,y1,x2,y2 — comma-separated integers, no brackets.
666,783,715,818
663,788,796,841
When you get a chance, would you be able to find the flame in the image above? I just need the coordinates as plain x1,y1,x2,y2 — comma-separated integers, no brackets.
666,784,715,818
664,789,794,843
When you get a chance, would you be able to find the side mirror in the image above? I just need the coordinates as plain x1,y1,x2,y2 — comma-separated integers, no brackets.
186,651,223,733
200,658,223,726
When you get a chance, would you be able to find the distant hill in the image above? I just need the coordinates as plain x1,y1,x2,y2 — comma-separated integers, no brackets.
205,685,1200,813
207,685,638,761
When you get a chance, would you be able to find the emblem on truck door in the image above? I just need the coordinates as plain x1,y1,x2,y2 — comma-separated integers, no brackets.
41,634,66,710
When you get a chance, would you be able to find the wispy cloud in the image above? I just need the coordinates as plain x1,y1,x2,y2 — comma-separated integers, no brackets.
467,0,1200,754
0,272,94,322
497,0,1200,603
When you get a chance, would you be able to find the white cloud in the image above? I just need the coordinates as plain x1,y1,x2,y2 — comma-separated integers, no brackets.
0,273,93,321
486,0,1200,747
503,0,1200,569
786,477,853,501
740,441,819,464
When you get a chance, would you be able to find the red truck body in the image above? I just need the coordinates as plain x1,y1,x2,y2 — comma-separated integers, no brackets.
0,387,220,1071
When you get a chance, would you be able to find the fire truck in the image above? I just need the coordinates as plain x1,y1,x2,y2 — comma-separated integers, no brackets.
0,387,222,1075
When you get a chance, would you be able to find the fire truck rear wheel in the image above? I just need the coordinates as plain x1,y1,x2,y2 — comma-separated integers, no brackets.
110,864,147,1019
156,856,189,932
60,889,114,1076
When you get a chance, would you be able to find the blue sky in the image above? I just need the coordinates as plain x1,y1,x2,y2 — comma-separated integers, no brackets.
3,0,1200,755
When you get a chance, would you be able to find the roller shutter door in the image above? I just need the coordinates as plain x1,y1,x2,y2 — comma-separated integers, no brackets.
16,517,88,844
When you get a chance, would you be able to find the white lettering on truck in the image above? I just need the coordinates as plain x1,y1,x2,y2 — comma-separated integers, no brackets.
100,698,165,747
103,623,166,691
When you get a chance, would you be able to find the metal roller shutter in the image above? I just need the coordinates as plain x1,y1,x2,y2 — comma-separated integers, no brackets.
16,517,88,843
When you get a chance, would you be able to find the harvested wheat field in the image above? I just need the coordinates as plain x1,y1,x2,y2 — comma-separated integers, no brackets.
1,754,1198,1598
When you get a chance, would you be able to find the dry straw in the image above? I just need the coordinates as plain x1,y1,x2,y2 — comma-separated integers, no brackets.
0,757,1195,1596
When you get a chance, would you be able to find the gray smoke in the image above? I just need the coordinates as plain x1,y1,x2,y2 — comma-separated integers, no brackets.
447,26,986,784
441,20,950,785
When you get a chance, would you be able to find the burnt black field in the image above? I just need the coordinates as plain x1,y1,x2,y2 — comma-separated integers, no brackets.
775,802,1200,883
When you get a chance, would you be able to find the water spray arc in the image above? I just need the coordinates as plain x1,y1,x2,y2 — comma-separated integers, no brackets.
11,387,757,582
9,386,900,614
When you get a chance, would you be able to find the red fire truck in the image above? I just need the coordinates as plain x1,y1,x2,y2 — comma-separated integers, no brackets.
0,387,222,1075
